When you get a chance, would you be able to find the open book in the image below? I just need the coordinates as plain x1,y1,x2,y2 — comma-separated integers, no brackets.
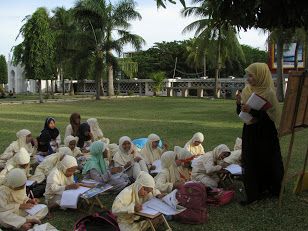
81,184,113,199
239,92,272,123
26,204,47,216
60,186,90,209
224,164,242,175
138,190,186,216
150,159,162,174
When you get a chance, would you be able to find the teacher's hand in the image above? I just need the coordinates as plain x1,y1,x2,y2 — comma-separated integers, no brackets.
241,104,251,113
236,91,242,104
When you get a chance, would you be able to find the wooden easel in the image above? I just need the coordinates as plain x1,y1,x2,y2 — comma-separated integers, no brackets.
135,212,172,231
278,71,308,207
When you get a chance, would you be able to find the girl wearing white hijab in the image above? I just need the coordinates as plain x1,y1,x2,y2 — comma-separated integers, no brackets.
0,169,48,230
30,147,72,184
112,171,162,231
140,134,167,169
154,151,184,193
0,148,31,185
0,129,36,169
87,118,110,145
113,136,148,179
174,146,194,181
184,132,205,156
223,138,242,166
64,135,88,169
44,155,79,207
64,136,82,158
192,144,231,188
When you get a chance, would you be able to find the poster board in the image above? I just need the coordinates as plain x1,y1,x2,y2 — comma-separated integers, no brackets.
278,71,308,137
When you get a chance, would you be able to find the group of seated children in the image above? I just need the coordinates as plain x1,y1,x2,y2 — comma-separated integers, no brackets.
0,112,242,230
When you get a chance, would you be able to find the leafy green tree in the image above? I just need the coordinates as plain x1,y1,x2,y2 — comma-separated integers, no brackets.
12,8,55,103
0,55,8,84
182,1,244,98
74,0,144,98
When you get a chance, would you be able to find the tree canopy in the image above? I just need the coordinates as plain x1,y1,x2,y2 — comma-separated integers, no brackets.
0,55,8,84
155,0,308,30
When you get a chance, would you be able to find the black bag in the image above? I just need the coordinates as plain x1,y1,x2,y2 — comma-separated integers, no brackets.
74,210,120,231
27,182,46,198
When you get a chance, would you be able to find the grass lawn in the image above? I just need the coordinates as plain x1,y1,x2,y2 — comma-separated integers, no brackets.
0,97,307,231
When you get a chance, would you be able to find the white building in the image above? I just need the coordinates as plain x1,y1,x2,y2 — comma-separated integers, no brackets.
6,60,58,94
7,60,36,93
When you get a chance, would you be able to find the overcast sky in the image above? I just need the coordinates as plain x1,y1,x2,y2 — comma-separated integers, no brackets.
0,0,268,59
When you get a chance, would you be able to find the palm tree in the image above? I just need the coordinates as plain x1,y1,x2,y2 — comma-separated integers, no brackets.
268,29,294,102
182,1,244,98
51,7,77,95
74,0,145,98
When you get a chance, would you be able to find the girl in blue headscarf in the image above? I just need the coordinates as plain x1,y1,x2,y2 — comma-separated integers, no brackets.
82,141,130,193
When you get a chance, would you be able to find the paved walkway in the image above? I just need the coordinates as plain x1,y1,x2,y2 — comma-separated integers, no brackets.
0,95,141,105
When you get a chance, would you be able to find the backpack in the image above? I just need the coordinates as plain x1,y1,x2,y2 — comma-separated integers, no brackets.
207,188,235,206
174,182,208,224
27,182,46,198
74,210,120,231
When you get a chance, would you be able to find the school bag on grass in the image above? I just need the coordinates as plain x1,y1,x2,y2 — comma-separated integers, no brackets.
207,188,235,206
74,210,120,231
174,182,208,224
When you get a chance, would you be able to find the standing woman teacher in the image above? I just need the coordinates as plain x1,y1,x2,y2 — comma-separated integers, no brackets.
236,63,284,205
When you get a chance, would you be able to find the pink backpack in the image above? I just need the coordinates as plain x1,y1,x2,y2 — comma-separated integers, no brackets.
174,182,208,224
74,211,120,231
207,188,235,206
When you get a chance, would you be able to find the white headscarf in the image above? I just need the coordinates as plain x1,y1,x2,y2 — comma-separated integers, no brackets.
212,144,231,160
6,168,27,204
6,168,27,188
14,147,30,165
148,134,160,143
160,151,180,183
64,135,79,147
119,136,133,154
57,155,77,173
187,132,204,145
87,118,104,140
16,129,32,149
234,138,242,151
133,171,155,203
174,146,193,160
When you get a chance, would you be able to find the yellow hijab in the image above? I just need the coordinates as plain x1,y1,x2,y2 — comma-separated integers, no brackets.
242,63,281,127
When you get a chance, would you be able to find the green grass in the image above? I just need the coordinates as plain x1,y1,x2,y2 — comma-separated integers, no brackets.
0,97,307,231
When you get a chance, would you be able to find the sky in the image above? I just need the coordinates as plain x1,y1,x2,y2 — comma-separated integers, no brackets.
0,0,268,59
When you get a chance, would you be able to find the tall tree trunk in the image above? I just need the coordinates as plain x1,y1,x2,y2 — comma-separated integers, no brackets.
46,80,49,94
305,31,308,71
108,64,115,96
203,53,206,77
214,30,221,98
94,53,103,100
276,36,285,102
61,66,65,95
294,42,299,70
51,79,54,98
38,79,43,103
70,78,74,96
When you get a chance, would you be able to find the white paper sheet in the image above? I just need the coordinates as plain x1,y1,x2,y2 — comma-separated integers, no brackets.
139,206,160,216
162,189,178,210
60,186,90,209
150,159,162,174
30,223,59,231
144,197,185,216
225,164,242,175
26,180,35,187
26,204,47,216
239,93,268,123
